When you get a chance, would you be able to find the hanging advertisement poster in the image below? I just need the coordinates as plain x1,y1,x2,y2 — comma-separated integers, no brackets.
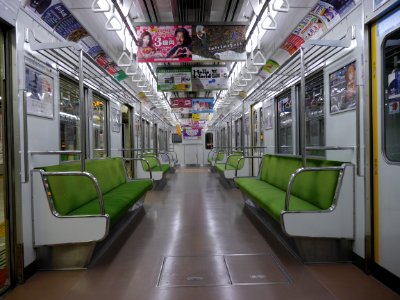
259,60,281,79
192,25,247,61
192,98,214,114
310,0,355,29
181,113,193,119
192,67,229,90
136,25,192,63
329,61,357,114
27,0,128,81
182,127,202,139
280,14,327,55
279,0,355,56
192,113,201,122
170,98,193,113
25,64,54,119
325,0,356,16
157,67,192,92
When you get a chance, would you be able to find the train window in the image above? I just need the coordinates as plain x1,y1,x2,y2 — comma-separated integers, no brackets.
205,132,213,149
253,109,258,149
235,118,242,148
305,71,325,156
383,28,400,162
59,76,80,161
92,93,108,158
172,133,182,143
277,90,293,154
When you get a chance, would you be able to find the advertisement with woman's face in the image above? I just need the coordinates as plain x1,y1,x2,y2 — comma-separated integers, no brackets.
136,25,192,62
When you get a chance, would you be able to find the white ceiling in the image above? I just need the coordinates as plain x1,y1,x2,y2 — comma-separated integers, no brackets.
62,0,319,126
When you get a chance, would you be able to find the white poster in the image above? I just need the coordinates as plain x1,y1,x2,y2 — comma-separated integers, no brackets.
192,67,229,90
25,65,54,119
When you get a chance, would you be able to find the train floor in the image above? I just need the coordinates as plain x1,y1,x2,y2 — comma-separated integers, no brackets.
3,167,399,300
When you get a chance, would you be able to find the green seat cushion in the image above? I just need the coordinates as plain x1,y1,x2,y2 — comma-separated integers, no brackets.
151,163,170,173
235,177,319,222
68,179,152,226
256,188,319,222
215,163,226,173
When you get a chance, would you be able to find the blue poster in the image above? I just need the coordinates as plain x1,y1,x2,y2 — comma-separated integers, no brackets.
192,98,214,114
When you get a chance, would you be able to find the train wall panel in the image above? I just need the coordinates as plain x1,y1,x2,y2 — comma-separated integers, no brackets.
16,10,64,267
323,4,366,258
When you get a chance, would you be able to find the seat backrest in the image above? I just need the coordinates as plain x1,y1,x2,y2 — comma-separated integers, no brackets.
227,153,244,169
215,151,225,162
41,158,126,215
141,153,158,171
259,154,342,209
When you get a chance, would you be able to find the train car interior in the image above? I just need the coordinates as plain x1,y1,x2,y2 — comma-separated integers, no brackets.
0,0,399,299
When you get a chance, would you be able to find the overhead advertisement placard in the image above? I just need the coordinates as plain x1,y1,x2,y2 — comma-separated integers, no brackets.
136,25,192,63
27,0,128,81
192,25,247,61
192,67,229,90
259,0,356,79
182,127,202,139
192,113,201,122
157,67,192,92
192,98,214,114
170,98,192,113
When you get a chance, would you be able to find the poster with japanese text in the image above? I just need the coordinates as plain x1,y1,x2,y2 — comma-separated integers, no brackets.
27,0,128,81
157,67,192,92
192,25,247,61
25,65,54,119
192,67,229,90
136,25,192,63
170,98,193,113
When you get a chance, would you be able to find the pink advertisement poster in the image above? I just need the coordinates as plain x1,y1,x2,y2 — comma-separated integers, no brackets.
136,25,192,63
170,98,193,113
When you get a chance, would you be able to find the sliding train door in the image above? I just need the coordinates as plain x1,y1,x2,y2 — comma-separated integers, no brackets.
371,8,400,278
0,23,11,293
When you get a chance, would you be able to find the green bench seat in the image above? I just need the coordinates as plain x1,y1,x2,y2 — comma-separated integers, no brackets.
141,153,170,174
215,152,245,179
41,158,153,226
208,151,225,167
234,154,354,240
32,157,154,268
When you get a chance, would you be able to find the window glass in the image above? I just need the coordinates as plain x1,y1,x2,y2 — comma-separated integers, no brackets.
59,76,80,161
92,94,107,158
205,132,213,149
383,28,400,161
305,71,325,156
277,90,292,154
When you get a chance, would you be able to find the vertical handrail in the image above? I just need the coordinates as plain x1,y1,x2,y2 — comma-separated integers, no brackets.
79,49,86,172
241,100,245,151
23,91,29,183
140,102,144,155
299,47,306,167
356,85,362,176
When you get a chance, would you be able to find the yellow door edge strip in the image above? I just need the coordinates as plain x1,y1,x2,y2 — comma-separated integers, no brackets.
371,23,380,263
